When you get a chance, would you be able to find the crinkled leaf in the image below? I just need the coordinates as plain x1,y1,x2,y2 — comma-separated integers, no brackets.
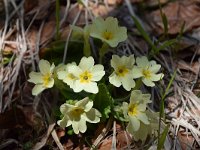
93,83,114,122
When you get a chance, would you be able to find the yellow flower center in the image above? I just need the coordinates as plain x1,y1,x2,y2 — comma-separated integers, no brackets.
80,71,92,83
128,103,138,116
42,73,51,87
71,107,84,117
67,73,75,80
102,30,113,40
116,66,129,77
142,69,152,79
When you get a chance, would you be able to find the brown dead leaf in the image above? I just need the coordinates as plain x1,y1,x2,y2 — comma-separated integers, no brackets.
67,4,86,25
40,21,56,44
177,60,200,75
98,137,112,150
148,1,200,34
178,131,194,150
117,131,132,149
24,0,38,13
131,0,168,6
0,106,34,129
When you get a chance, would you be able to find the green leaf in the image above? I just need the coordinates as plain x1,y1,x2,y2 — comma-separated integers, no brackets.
54,78,86,100
156,39,177,53
93,83,114,121
157,125,169,150
162,13,168,36
132,16,157,52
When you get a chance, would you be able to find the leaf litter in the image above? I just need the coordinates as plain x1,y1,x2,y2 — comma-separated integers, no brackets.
0,0,200,149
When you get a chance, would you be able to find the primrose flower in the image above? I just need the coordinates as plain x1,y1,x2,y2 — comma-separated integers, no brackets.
132,56,164,87
57,62,77,88
68,56,105,94
57,97,101,134
109,55,135,91
131,110,159,141
28,59,55,96
90,17,127,47
122,90,151,132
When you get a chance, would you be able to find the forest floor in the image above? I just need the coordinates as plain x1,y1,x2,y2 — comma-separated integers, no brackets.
0,0,200,149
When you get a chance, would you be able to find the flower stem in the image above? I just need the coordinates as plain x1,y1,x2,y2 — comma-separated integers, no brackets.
99,42,109,63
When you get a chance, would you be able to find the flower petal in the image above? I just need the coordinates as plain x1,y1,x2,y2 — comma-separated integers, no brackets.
32,84,45,95
121,76,135,91
79,56,94,71
57,70,67,80
85,108,101,123
75,97,93,112
128,116,140,131
45,78,54,88
150,73,164,81
130,90,142,103
78,117,87,133
136,112,150,125
132,67,143,78
83,82,98,94
39,59,51,75
60,103,74,114
28,72,43,84
90,17,105,35
122,102,129,118
57,116,72,128
113,27,127,44
111,55,121,70
149,64,161,73
68,65,82,77
109,73,121,87
72,80,84,92
91,65,105,81
142,78,155,87
136,56,149,68
72,120,79,134
124,54,135,67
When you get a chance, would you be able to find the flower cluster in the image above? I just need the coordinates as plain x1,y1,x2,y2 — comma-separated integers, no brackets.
27,16,164,142
109,55,164,91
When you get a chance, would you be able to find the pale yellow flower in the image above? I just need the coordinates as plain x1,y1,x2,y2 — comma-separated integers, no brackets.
109,55,135,91
28,59,55,95
57,97,101,134
132,56,164,87
90,17,127,47
122,90,151,132
131,110,159,141
68,56,105,94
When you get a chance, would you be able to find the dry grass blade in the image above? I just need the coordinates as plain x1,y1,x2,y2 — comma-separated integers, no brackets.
111,121,117,149
32,123,55,150
91,117,113,149
51,129,64,150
